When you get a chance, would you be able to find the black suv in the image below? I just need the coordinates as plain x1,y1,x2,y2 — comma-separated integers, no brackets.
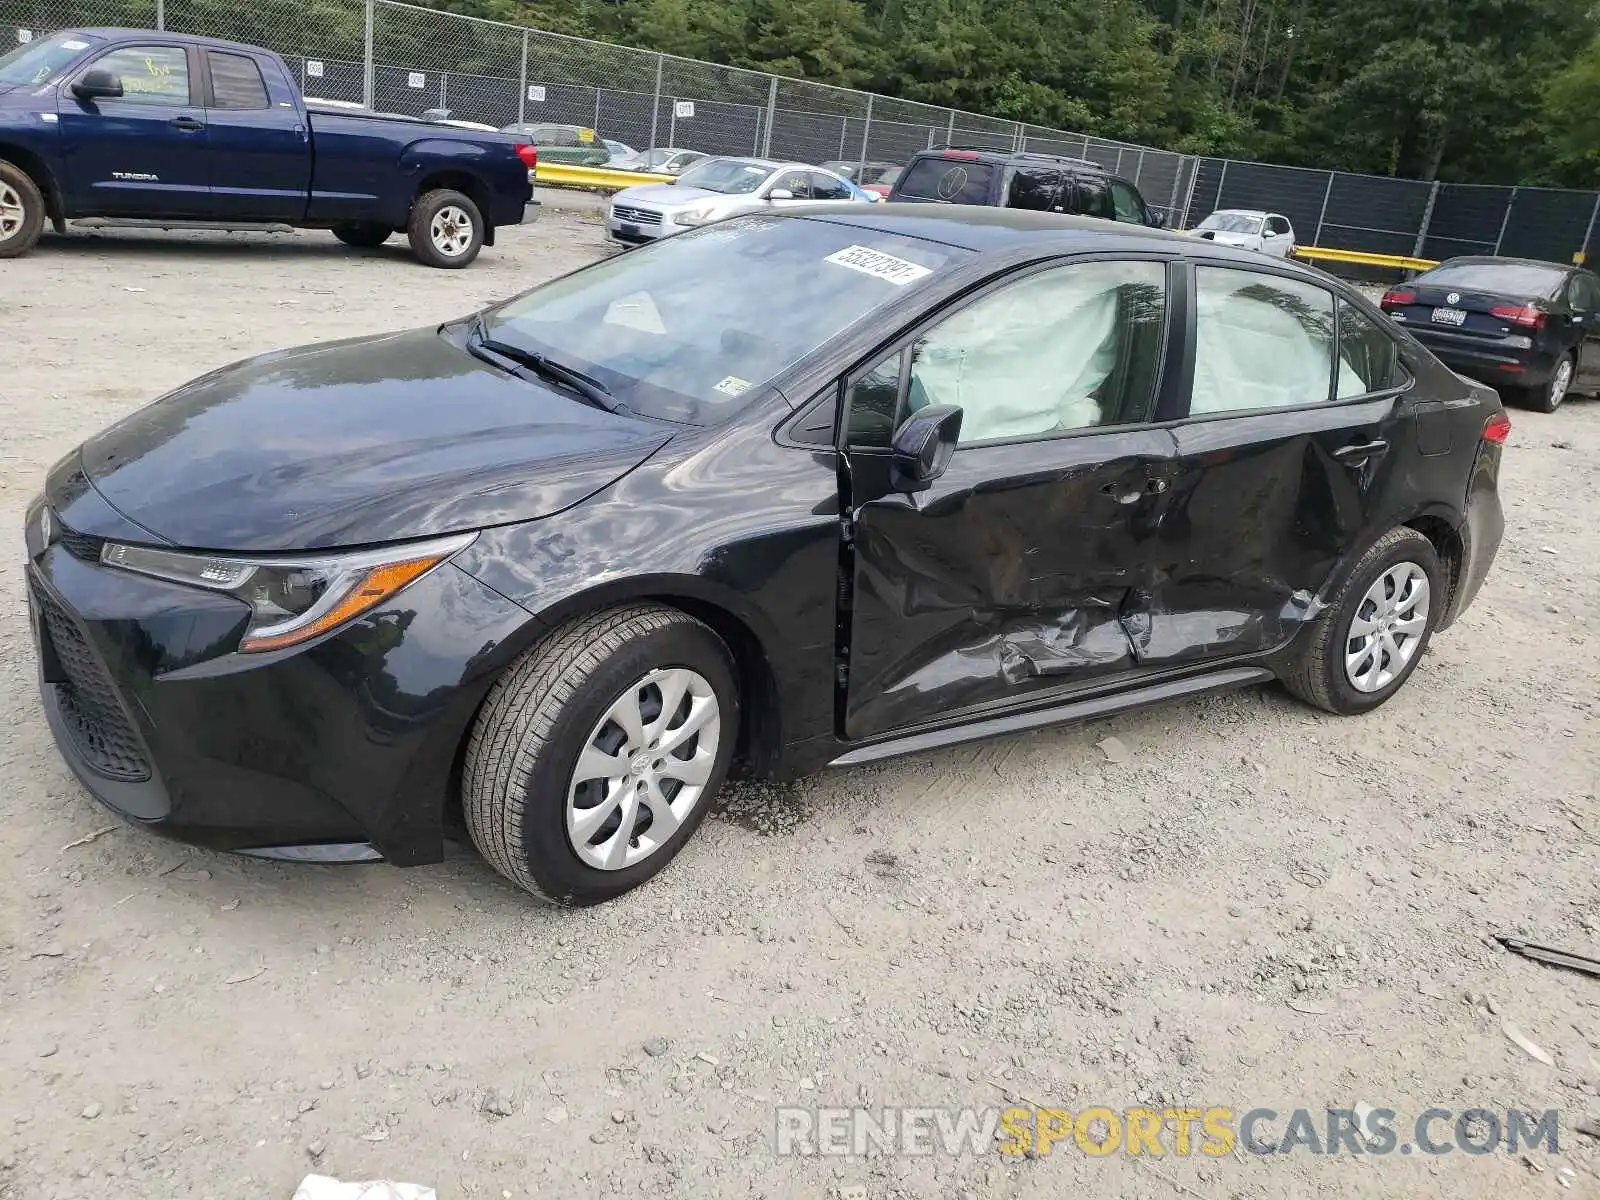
887,146,1164,226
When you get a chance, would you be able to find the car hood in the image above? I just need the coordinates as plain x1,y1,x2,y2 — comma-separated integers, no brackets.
615,183,727,209
76,328,674,553
1194,229,1260,246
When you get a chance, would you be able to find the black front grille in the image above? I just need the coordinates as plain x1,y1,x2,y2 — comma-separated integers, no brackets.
56,518,104,563
30,577,150,781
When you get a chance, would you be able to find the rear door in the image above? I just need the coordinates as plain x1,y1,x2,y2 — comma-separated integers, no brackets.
842,255,1178,738
1004,163,1067,214
57,41,210,216
201,49,308,222
1143,264,1411,666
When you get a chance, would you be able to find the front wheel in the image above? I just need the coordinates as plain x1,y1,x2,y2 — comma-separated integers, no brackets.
0,160,46,259
407,188,484,268
332,222,393,248
462,605,739,905
1282,526,1442,715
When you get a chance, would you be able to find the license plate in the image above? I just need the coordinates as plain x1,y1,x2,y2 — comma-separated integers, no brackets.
620,223,639,239
1431,307,1467,326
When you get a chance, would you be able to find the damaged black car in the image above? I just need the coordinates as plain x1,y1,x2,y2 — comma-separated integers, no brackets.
26,206,1506,905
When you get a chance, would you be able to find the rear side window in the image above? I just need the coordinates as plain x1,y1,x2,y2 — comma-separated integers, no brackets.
89,45,191,106
207,52,269,110
1191,267,1336,415
1336,301,1402,397
895,157,996,204
1007,166,1061,211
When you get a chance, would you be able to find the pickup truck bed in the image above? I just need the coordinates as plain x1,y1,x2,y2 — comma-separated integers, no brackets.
0,27,535,266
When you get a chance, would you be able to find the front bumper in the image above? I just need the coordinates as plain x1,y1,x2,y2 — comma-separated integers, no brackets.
25,498,535,866
604,209,684,245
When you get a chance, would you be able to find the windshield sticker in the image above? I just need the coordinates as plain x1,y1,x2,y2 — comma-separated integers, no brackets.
713,376,752,397
603,292,666,335
824,245,933,287
60,39,89,49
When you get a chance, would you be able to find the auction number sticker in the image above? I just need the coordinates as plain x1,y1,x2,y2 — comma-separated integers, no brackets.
713,375,752,396
823,245,932,286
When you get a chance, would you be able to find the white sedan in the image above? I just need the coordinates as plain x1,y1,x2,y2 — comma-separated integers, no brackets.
1189,209,1297,258
605,157,871,246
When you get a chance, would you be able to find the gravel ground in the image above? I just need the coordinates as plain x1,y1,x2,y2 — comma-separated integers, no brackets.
1,204,1598,1200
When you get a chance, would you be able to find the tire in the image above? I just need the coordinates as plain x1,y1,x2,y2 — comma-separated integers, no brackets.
0,160,46,259
406,188,484,268
1511,352,1573,413
332,222,393,248
1282,526,1442,716
462,604,739,905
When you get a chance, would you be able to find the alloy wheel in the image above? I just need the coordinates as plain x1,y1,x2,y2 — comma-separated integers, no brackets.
1549,358,1573,409
566,667,720,871
429,205,474,257
1344,562,1430,693
0,182,24,240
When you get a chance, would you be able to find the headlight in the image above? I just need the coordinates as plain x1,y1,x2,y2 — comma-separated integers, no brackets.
674,206,718,227
99,531,476,653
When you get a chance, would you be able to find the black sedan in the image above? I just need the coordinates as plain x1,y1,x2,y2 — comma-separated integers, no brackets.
1380,255,1600,412
26,207,1507,905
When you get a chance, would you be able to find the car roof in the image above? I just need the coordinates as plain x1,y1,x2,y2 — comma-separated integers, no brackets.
1430,255,1572,272
773,203,1336,270
75,26,284,55
912,146,1110,173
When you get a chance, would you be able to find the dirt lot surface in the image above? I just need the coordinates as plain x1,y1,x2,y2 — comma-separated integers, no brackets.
2,205,1598,1200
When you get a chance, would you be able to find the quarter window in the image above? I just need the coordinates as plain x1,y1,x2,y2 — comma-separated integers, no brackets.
899,260,1168,445
1336,301,1402,397
207,51,268,110
1191,267,1336,414
88,45,190,106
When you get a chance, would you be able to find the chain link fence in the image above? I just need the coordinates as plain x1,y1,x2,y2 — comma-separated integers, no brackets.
7,0,1600,268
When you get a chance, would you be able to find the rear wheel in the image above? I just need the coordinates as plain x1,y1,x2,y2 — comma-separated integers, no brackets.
462,605,739,905
0,160,46,259
332,222,393,248
1513,353,1573,413
1282,527,1442,715
407,188,483,268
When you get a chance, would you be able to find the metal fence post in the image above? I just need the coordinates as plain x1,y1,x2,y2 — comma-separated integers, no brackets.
858,94,873,174
1214,158,1231,214
516,29,527,126
945,110,954,146
155,0,163,30
1412,180,1440,259
439,72,447,111
1581,192,1600,265
1312,170,1333,247
1133,149,1145,190
1164,156,1184,223
593,90,601,134
1080,134,1090,159
1179,157,1201,227
1493,187,1518,255
761,75,777,157
648,53,663,150
361,0,374,110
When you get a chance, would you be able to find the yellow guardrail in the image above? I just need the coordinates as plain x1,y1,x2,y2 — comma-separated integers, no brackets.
535,162,676,191
1292,245,1439,271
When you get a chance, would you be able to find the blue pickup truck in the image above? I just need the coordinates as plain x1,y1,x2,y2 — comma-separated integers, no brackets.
0,28,535,267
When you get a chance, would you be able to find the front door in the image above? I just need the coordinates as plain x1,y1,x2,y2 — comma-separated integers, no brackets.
843,256,1177,739
1137,264,1410,667
58,42,211,217
201,49,309,222
1565,271,1600,389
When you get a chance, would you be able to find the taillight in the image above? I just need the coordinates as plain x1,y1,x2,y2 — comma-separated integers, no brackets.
516,143,538,170
1489,303,1544,329
1380,288,1416,308
1482,411,1512,444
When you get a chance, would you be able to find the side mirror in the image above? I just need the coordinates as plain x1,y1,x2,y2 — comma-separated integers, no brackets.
72,68,124,101
1149,210,1167,228
768,188,794,201
889,404,963,493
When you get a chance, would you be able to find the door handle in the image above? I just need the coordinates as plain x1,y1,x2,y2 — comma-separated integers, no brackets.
170,116,204,133
1332,439,1389,462
1101,476,1170,504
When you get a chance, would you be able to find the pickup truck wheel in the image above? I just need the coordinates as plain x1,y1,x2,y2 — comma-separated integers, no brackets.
332,222,393,248
0,162,45,259
408,189,483,268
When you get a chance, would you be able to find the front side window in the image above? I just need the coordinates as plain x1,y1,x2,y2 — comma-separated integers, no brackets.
87,45,191,106
207,51,268,110
771,170,810,198
1109,181,1145,224
1336,301,1402,398
1191,267,1336,415
1076,179,1115,220
897,259,1168,445
1007,166,1062,212
809,172,851,201
485,216,967,425
1265,216,1291,236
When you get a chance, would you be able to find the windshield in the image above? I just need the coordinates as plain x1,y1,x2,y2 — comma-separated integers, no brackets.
0,31,100,85
1419,261,1567,296
676,159,774,195
480,215,968,424
639,149,676,167
1198,213,1263,234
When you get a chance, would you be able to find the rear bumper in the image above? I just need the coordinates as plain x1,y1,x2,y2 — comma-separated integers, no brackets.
1401,327,1558,387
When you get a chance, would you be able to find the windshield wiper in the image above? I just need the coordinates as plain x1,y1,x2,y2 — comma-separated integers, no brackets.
467,315,625,414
